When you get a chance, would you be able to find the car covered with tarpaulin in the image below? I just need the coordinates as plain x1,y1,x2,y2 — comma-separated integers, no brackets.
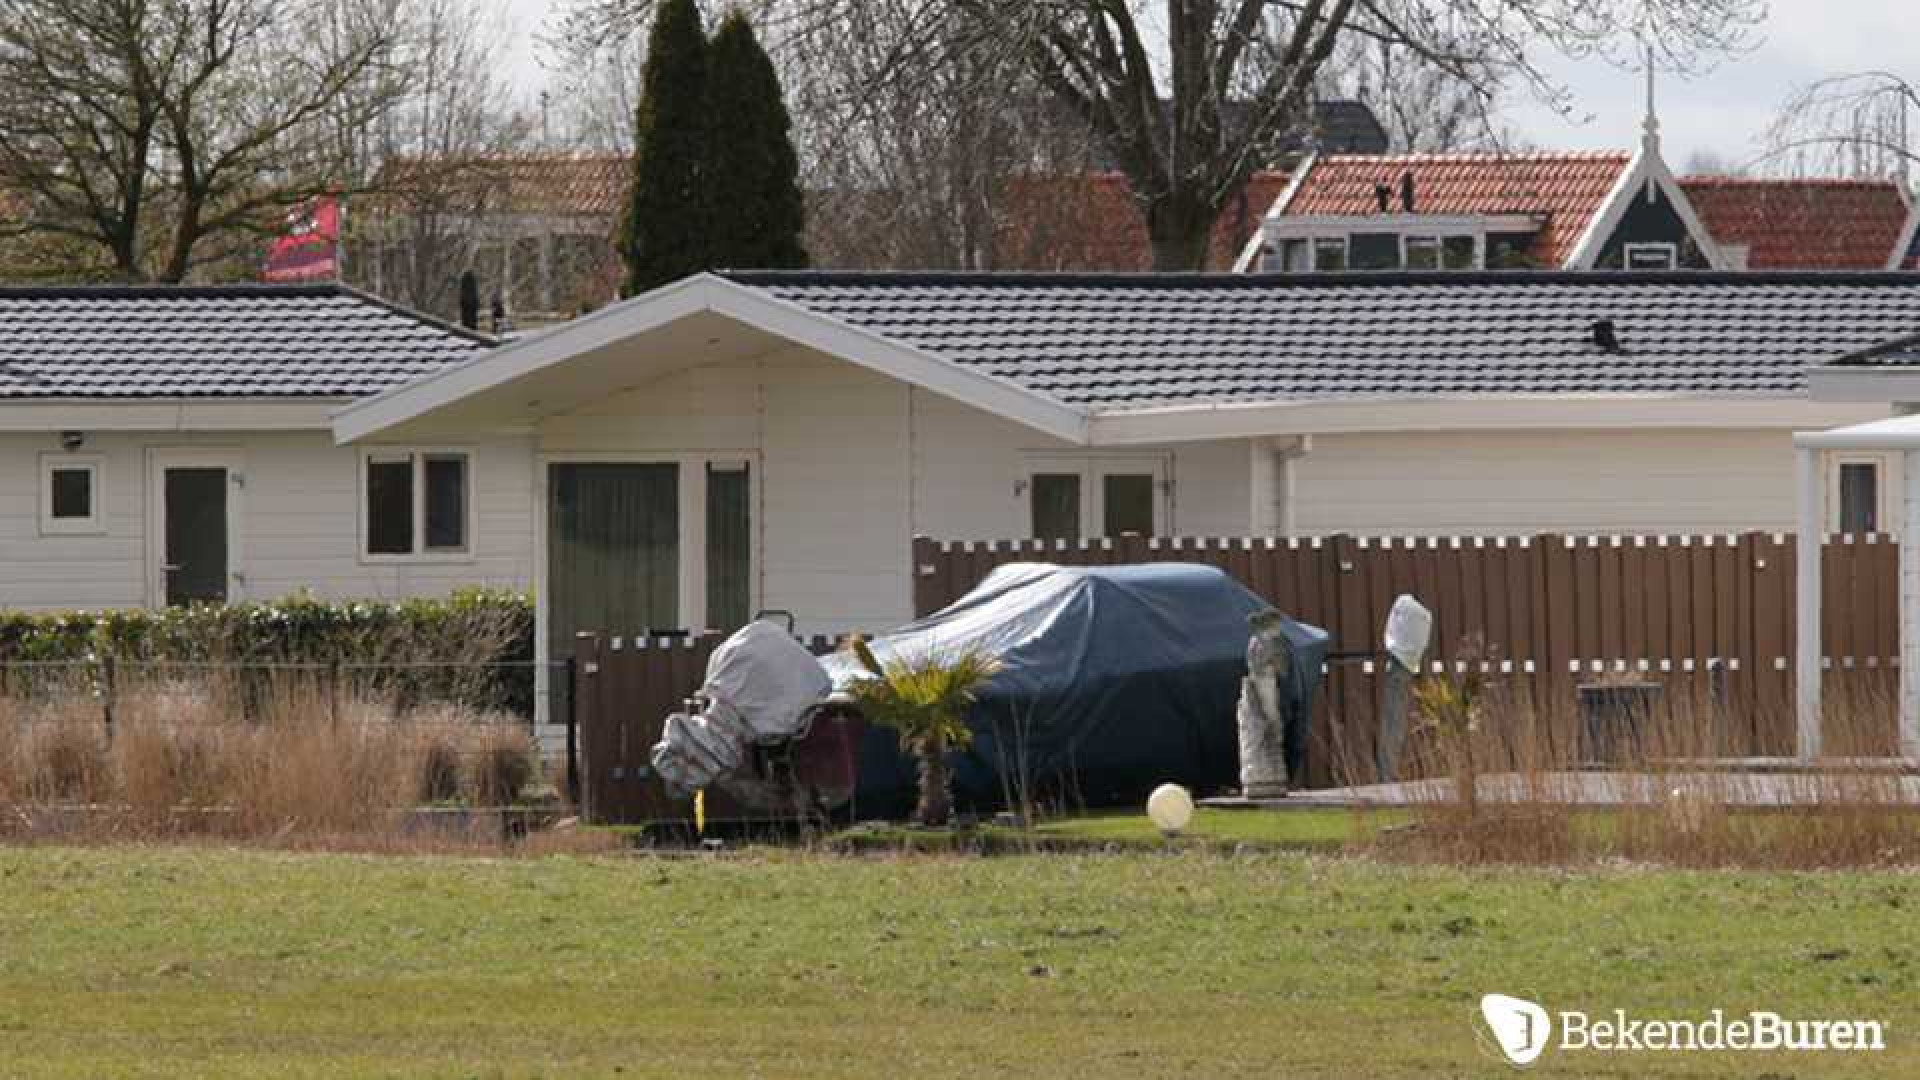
825,561,1324,815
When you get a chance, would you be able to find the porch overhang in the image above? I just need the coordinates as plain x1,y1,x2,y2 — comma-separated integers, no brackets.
1793,413,1920,762
331,274,1092,445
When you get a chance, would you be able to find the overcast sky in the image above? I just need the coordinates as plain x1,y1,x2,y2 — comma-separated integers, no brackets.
500,0,1908,170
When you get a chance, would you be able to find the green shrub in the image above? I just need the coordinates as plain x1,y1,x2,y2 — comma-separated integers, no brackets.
0,589,536,718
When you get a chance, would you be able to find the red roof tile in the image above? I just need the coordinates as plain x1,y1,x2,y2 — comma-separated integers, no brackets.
1279,152,1633,266
373,153,629,217
1678,176,1911,270
994,170,1289,271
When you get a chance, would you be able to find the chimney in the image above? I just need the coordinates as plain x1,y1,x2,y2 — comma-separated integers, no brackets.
1400,170,1416,213
458,271,479,331
1373,182,1392,213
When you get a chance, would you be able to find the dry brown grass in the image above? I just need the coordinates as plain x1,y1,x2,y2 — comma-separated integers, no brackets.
0,671,557,853
1357,664,1920,870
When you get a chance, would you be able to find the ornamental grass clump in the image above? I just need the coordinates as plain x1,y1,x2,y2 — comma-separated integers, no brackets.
844,636,1001,828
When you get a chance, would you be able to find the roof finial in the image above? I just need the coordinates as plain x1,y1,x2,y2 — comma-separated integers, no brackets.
1641,41,1661,156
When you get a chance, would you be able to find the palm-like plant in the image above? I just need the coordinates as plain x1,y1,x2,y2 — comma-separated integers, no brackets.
845,637,1002,827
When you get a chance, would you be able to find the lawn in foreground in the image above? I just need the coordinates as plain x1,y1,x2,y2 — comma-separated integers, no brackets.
0,846,1913,1078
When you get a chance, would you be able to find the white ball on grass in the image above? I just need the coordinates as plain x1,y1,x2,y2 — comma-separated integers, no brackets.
1146,783,1194,834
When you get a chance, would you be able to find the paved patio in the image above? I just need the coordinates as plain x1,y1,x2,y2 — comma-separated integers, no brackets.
1205,761,1920,810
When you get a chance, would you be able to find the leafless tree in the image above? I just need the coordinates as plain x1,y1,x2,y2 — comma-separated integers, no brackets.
1761,72,1917,184
352,0,538,316
1681,148,1748,177
0,0,411,282
1332,37,1501,153
782,4,1107,269
549,0,1762,271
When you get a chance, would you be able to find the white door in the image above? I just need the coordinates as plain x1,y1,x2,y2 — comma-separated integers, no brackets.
147,450,245,607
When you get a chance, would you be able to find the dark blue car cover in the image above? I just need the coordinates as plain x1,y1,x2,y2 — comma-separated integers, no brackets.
824,561,1326,816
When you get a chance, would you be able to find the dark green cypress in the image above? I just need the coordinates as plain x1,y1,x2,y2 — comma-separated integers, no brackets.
616,0,711,296
703,10,807,271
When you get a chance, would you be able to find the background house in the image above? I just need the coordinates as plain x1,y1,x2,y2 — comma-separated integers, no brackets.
0,285,517,611
1235,110,1919,274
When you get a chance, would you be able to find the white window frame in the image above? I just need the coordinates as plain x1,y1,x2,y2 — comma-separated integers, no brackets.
1310,236,1349,272
1022,454,1171,539
1830,453,1890,535
40,454,104,536
1400,232,1483,271
1623,242,1679,270
358,447,477,564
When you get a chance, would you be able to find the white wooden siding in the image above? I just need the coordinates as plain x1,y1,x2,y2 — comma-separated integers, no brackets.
536,346,1257,635
1289,431,1882,537
0,431,534,611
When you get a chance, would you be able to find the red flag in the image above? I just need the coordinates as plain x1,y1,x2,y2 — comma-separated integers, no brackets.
263,197,341,281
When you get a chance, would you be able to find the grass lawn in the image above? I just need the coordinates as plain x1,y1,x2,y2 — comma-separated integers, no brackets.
0,845,1915,1078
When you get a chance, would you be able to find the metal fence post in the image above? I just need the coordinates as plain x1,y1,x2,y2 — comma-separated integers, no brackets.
100,653,116,743
564,656,580,807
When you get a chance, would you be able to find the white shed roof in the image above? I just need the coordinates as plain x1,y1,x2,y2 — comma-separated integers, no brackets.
1794,412,1920,449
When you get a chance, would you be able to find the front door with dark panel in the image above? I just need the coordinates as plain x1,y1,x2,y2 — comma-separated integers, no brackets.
547,463,679,663
164,467,228,606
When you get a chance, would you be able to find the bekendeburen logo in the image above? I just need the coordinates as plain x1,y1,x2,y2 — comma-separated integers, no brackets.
1478,993,1886,1067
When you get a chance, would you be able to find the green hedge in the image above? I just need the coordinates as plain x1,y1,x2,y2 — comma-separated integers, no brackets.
0,589,538,717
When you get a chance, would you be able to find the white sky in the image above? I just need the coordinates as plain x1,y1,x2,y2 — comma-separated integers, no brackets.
500,0,1910,169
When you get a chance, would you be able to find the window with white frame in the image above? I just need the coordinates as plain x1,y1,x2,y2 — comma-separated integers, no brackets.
1024,456,1168,540
1833,457,1884,535
363,450,471,557
1623,242,1679,270
40,455,102,535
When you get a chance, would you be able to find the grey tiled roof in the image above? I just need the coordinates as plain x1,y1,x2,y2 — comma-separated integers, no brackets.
0,284,488,398
727,271,1920,410
1831,332,1920,367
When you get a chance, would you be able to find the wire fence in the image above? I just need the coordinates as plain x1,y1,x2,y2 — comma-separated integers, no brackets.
0,657,582,801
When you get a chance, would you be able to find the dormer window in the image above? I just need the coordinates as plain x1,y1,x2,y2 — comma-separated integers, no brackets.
1262,228,1485,273
1624,242,1679,270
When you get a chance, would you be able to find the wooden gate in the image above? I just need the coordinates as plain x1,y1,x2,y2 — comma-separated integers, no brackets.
572,630,847,824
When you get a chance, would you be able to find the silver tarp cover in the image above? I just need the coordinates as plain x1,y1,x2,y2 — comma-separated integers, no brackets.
650,620,832,796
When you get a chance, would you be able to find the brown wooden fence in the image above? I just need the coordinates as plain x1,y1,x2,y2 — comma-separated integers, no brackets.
571,531,1901,822
572,630,847,825
914,532,1902,785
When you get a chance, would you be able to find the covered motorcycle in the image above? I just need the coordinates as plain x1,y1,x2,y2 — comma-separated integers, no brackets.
650,620,862,815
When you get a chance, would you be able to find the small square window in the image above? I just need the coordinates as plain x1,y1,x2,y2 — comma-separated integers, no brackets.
1312,237,1348,272
1624,242,1678,270
40,456,102,535
1404,236,1440,270
1442,236,1477,269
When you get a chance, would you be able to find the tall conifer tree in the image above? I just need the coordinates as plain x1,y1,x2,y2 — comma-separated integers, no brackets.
615,0,710,295
704,11,807,270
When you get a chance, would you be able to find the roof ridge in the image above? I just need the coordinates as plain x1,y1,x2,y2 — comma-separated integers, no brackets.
1680,174,1899,188
1315,150,1632,165
723,269,1920,289
0,282,345,299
